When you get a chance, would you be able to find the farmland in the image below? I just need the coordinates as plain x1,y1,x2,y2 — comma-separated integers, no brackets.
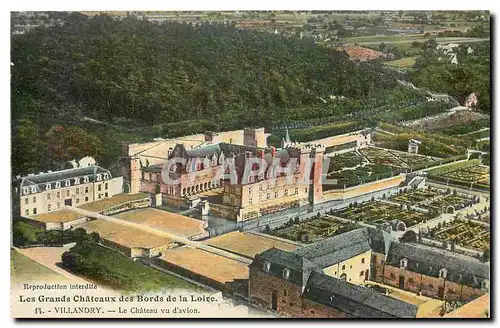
334,201,433,228
425,219,490,252
269,215,359,244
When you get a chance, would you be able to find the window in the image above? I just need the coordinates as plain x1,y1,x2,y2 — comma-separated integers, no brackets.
105,192,108,197
284,189,288,196
360,270,364,277
96,174,102,182
266,193,270,200
283,289,287,297
390,273,396,279
84,176,89,183
85,197,89,202
105,183,108,190
98,194,102,199
305,188,308,193
249,198,253,205
295,187,298,195
400,258,408,268
275,191,278,198
76,188,79,195
47,193,51,200
409,278,414,284
98,185,102,191
310,310,315,314
429,284,434,289
342,265,345,270
76,198,80,204
74,178,80,185
282,268,290,280
23,188,29,195
66,190,70,197
25,198,28,205
249,187,252,194
85,187,89,193
263,262,271,273
46,184,51,190
289,303,294,307
350,265,352,269
57,191,60,198
25,209,29,216
33,197,36,203
30,186,36,193
439,268,447,279
65,180,70,187
361,258,365,264
57,202,61,209
48,204,52,211
33,208,37,215
55,181,61,188
103,173,109,179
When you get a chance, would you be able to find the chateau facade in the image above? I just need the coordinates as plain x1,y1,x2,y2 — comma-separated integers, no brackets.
12,165,123,217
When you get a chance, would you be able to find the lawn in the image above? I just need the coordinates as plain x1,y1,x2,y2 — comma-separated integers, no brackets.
31,209,84,223
11,250,71,284
269,215,360,244
64,242,201,292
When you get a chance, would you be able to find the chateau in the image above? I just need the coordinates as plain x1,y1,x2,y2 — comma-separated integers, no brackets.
12,165,123,217
249,227,489,318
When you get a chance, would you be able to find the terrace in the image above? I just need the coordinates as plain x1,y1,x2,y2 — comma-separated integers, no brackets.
78,193,150,212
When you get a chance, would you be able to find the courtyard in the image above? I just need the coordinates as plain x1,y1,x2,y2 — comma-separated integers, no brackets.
112,208,206,238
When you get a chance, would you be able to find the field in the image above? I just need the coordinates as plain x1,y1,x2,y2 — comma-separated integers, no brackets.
385,56,417,69
11,250,71,284
428,159,490,189
335,201,432,228
160,246,249,284
204,231,298,258
31,209,84,223
269,215,360,244
78,193,149,212
112,208,206,237
78,219,174,249
426,220,490,252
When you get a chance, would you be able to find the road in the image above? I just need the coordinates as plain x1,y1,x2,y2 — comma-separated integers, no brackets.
351,37,489,46
14,244,89,284
69,207,252,265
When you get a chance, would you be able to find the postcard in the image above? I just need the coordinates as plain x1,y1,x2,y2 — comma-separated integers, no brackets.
10,10,490,319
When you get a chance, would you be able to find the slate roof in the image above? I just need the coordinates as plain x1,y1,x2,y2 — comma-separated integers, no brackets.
386,242,489,288
294,227,394,268
304,270,418,318
250,248,316,286
15,166,111,194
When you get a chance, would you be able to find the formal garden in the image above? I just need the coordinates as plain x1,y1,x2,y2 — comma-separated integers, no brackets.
334,201,434,228
326,151,367,172
424,219,490,252
324,163,400,190
359,147,407,168
428,159,490,189
268,214,359,244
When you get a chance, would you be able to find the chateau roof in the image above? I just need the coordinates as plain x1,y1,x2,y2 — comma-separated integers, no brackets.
294,227,394,268
304,271,418,318
386,242,489,288
250,248,316,286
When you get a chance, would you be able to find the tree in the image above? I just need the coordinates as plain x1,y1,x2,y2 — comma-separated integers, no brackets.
482,249,490,262
400,230,417,243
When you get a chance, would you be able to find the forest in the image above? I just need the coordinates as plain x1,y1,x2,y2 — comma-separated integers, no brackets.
11,13,407,175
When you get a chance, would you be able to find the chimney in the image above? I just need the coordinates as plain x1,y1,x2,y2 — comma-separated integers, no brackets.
271,147,276,158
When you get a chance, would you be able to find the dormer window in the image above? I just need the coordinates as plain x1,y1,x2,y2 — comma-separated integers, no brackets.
23,187,29,195
103,173,109,180
282,268,290,280
329,295,336,301
96,174,102,182
83,176,89,183
65,180,70,187
46,183,51,190
30,186,36,193
74,178,80,185
439,268,447,279
263,261,271,273
400,258,408,269
55,181,61,188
